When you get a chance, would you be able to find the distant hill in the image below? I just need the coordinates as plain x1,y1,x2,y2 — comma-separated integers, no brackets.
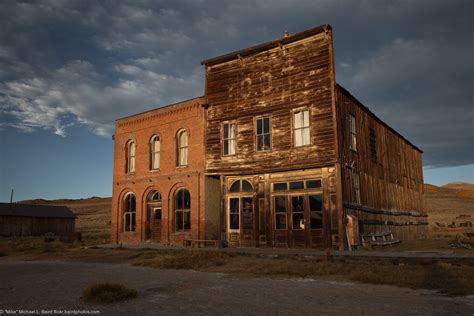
442,182,474,191
424,183,474,234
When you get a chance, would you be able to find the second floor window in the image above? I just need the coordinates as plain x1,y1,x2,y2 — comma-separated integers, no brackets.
293,109,310,147
125,140,135,173
348,114,357,151
256,117,271,151
177,129,188,166
223,123,236,155
369,127,377,162
150,135,160,170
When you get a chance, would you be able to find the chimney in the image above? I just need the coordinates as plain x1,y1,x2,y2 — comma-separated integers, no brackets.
283,31,289,38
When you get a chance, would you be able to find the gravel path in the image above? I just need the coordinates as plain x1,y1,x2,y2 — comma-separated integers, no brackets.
0,260,472,315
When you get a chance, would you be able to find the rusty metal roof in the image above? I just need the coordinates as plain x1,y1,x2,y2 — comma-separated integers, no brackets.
0,203,76,219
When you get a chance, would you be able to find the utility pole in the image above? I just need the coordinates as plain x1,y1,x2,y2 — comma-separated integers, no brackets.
10,189,14,203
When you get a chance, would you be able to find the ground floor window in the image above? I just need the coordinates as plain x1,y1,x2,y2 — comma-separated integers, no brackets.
175,188,190,231
309,194,323,229
228,196,253,230
274,196,287,230
291,196,305,230
123,193,136,232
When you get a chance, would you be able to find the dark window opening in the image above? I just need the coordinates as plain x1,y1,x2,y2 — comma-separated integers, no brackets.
306,179,322,189
309,195,323,229
229,197,240,230
289,181,304,190
291,196,304,230
274,196,287,230
369,127,377,162
175,188,190,231
123,193,136,232
256,117,271,151
273,182,288,191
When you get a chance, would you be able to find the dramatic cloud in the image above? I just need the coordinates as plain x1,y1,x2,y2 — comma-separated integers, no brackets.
0,0,472,168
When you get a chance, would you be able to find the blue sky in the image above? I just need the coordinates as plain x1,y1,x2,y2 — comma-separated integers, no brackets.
0,0,473,201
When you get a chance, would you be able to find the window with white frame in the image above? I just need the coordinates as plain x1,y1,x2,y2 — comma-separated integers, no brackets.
256,116,271,151
150,135,160,170
293,109,310,147
348,114,357,151
177,129,188,166
223,122,236,155
123,193,136,232
125,140,136,173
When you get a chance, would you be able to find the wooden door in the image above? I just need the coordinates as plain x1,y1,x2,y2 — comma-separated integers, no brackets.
240,197,254,246
273,196,289,247
290,195,306,248
151,207,162,242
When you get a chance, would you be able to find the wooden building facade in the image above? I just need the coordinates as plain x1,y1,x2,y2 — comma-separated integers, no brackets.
0,203,76,237
111,24,426,249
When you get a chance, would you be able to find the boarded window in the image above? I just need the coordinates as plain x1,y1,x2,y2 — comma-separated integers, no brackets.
309,195,323,229
177,129,188,166
256,117,271,151
348,114,357,151
369,127,377,162
125,140,135,173
175,188,190,231
274,196,287,230
223,123,236,155
293,109,310,147
123,193,136,232
150,135,160,170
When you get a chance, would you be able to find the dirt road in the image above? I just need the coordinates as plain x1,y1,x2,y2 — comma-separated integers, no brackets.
0,260,472,315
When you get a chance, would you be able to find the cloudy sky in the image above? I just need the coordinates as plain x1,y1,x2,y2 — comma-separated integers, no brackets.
0,0,473,201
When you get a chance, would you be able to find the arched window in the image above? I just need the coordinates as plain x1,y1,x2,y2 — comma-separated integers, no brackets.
177,129,188,166
125,140,136,173
174,188,190,231
229,179,254,193
150,135,160,170
123,193,136,232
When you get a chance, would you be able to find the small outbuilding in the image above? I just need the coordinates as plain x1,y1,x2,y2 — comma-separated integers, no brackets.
0,203,76,237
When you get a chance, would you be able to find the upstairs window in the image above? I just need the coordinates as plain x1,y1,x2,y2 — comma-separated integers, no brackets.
352,169,361,204
369,127,377,162
125,140,136,173
348,114,357,151
150,135,160,170
223,122,236,156
256,116,271,151
293,109,310,147
123,193,136,232
177,129,188,166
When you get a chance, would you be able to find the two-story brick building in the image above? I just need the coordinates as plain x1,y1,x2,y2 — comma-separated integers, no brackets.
111,24,427,249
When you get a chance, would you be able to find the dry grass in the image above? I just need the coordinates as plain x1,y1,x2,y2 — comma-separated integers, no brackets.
82,283,137,304
1,238,472,296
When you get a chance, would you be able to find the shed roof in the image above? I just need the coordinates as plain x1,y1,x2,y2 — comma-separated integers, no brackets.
0,203,76,219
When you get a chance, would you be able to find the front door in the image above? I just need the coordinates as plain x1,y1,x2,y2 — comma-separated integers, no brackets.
290,195,306,248
151,207,162,242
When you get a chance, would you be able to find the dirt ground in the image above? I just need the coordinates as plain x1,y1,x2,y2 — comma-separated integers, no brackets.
0,260,472,316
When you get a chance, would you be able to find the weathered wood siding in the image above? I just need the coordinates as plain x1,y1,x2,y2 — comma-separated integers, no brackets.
205,30,337,173
335,86,427,240
0,216,75,237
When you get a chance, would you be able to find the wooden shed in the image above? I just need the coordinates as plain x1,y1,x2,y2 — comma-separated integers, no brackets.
0,203,76,237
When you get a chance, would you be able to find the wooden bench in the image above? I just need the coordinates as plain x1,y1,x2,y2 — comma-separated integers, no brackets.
183,239,221,248
360,231,400,248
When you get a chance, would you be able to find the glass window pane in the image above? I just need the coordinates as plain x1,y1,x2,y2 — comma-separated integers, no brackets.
224,123,229,139
309,195,323,229
275,214,287,230
294,111,302,128
176,210,183,230
184,210,191,230
273,182,288,191
306,179,322,189
264,134,270,149
292,212,304,229
274,196,286,213
176,189,183,209
309,195,322,212
229,181,240,192
303,110,309,127
264,117,270,133
131,213,136,231
242,180,253,192
230,198,239,214
289,181,304,190
229,139,236,155
224,140,229,155
184,190,190,208
257,118,262,135
130,195,136,212
125,213,130,231
257,135,263,151
230,214,239,230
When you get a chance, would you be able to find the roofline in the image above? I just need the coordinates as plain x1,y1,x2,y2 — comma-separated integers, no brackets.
201,24,332,66
115,96,204,122
336,84,423,153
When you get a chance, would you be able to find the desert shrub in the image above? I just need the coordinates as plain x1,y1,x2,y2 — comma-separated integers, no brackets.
82,283,137,303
